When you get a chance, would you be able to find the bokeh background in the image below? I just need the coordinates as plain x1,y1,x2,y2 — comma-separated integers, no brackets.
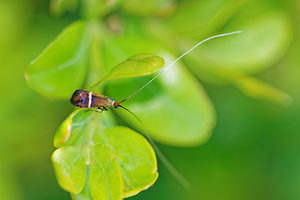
1,0,300,199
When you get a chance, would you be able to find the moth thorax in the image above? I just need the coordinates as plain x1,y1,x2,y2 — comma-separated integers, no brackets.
107,97,115,107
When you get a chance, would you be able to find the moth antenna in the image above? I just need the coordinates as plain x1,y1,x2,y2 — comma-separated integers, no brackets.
120,30,242,103
118,105,190,189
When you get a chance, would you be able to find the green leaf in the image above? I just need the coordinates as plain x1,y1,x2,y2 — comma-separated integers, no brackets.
203,13,290,73
181,12,292,103
54,109,116,148
104,57,216,146
53,109,158,198
165,0,245,38
89,144,123,200
25,21,90,99
71,185,93,200
90,54,164,88
54,109,84,147
184,54,291,104
184,12,292,78
93,126,158,197
108,54,164,80
233,75,291,105
102,36,159,70
100,35,216,146
52,147,86,194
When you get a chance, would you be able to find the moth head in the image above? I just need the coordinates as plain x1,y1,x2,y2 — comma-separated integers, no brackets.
70,90,90,107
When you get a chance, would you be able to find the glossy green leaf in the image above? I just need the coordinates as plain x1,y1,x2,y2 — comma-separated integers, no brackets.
184,12,292,78
54,109,84,147
71,185,93,200
108,62,215,146
52,147,86,194
107,54,164,80
214,14,289,72
90,54,164,88
25,21,90,99
102,36,160,70
54,109,116,149
89,144,123,200
99,34,216,146
53,109,158,198
233,75,291,105
165,0,245,38
184,54,291,104
179,12,292,104
93,126,158,197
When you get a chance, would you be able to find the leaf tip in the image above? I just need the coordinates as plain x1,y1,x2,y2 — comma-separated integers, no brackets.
54,109,82,147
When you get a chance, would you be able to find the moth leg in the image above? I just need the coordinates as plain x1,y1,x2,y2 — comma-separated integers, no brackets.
98,107,108,111
85,108,102,113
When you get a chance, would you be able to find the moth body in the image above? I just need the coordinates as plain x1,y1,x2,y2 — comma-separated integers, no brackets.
70,89,121,109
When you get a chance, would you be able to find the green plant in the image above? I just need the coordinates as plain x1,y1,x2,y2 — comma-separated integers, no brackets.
25,0,292,199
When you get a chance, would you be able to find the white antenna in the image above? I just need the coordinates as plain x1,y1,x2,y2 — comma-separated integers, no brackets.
117,31,242,188
120,31,242,103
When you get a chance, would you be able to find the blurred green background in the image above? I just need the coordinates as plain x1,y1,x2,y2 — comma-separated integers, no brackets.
1,0,300,199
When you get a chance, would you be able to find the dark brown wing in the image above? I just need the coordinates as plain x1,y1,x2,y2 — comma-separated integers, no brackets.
90,93,115,107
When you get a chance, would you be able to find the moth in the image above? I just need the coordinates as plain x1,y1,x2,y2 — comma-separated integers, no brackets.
70,31,242,188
